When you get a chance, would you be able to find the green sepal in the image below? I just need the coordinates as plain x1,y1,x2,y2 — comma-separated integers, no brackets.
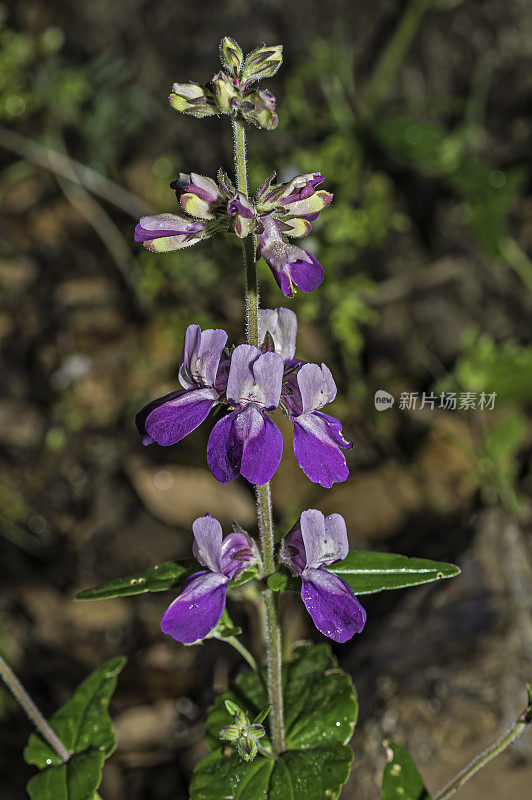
327,550,460,594
253,705,271,725
74,559,198,601
381,741,432,800
241,45,283,84
219,36,243,77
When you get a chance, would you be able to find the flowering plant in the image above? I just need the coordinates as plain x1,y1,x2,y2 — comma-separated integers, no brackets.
2,35,530,800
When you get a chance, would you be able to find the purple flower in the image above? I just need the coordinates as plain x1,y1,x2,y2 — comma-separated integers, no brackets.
207,344,284,485
255,172,333,297
136,324,228,447
258,308,353,487
284,363,353,488
161,515,259,644
280,509,366,643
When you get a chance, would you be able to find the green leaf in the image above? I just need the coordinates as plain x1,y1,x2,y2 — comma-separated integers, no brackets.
26,750,106,800
484,414,527,460
191,745,353,800
327,551,460,595
204,643,357,751
74,559,198,600
267,572,288,592
381,741,432,800
24,656,126,768
192,644,357,799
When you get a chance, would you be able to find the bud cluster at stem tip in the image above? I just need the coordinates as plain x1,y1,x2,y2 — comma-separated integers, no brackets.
169,36,283,130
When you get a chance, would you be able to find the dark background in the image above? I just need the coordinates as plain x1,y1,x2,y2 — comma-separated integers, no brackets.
1,0,532,797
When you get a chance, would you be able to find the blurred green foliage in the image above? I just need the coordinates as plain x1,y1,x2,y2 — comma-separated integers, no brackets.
438,328,532,511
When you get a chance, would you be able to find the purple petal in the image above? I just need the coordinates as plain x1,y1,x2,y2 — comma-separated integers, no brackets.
145,387,218,446
221,531,259,579
134,213,204,242
288,250,324,293
258,308,298,360
227,194,255,219
292,412,351,488
260,241,324,297
278,173,325,205
206,410,242,483
238,407,283,485
300,509,348,569
314,411,354,449
279,527,306,575
207,407,283,485
192,515,223,572
301,567,366,643
179,325,228,390
188,173,223,204
136,390,184,445
227,345,284,410
296,363,337,414
161,571,229,643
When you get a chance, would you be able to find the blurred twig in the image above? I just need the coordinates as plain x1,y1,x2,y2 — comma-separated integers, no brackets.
48,130,146,310
0,654,71,762
433,684,532,800
0,126,151,218
361,0,434,116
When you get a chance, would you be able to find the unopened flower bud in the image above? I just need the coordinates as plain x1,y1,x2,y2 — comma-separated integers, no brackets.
220,36,243,79
240,89,278,130
241,44,283,85
169,82,218,118
212,70,239,114
219,700,267,762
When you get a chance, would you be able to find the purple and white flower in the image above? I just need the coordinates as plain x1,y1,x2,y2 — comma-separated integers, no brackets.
259,307,353,487
284,362,353,488
207,344,284,485
255,172,333,297
280,509,366,643
161,515,259,644
136,324,229,447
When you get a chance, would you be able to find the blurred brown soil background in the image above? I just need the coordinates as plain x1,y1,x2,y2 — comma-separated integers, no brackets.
1,0,532,798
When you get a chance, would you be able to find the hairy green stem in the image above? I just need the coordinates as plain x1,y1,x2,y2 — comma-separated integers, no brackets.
362,0,433,117
433,686,532,800
232,119,259,347
231,117,286,754
0,654,71,762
